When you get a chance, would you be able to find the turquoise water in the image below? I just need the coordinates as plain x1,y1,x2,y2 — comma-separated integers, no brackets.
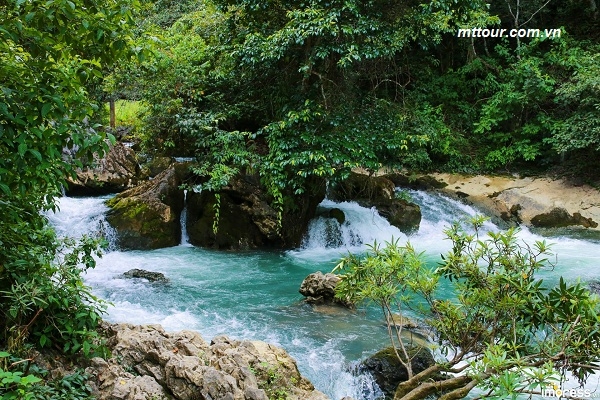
47,191,600,399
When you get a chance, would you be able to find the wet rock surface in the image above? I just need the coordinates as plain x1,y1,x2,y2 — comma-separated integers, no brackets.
105,167,185,249
186,175,325,250
123,269,169,283
359,346,435,400
329,172,421,233
417,173,600,231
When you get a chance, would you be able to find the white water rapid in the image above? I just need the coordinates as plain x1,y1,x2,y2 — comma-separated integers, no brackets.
48,191,600,400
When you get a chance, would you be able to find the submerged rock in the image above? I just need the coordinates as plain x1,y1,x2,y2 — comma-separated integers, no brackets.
86,323,329,400
328,208,346,224
299,271,353,307
329,172,421,233
66,142,140,195
123,269,168,283
360,346,435,399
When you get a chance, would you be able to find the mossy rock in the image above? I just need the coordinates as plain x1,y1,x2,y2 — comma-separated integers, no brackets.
186,174,325,250
105,167,184,249
329,172,396,203
329,172,421,233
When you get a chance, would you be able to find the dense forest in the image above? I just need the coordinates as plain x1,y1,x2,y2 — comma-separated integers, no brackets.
1,0,599,398
116,0,600,193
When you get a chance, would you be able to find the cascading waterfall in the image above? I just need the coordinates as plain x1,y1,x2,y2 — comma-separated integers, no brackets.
47,191,600,400
180,189,191,246
296,199,407,260
46,195,117,248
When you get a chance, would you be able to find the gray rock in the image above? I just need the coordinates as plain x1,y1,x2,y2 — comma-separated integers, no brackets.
299,271,353,307
123,269,168,283
105,167,185,249
88,323,329,400
329,172,421,233
66,142,140,195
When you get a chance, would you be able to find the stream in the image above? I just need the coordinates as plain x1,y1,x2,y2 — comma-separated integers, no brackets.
47,190,600,399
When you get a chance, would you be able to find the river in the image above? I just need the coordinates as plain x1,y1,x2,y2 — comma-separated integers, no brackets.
47,190,600,399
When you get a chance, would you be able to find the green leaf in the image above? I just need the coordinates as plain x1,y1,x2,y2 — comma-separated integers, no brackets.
41,103,52,118
18,142,27,156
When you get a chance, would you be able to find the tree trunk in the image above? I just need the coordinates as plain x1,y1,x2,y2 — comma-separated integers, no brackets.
396,375,474,400
109,99,116,129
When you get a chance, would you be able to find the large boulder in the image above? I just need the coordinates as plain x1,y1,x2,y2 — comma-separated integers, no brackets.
105,167,185,249
299,271,352,307
86,323,329,400
360,346,435,400
329,172,421,233
66,142,140,195
186,175,325,250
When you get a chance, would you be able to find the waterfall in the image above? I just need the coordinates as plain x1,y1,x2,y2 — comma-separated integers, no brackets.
180,190,191,246
46,195,117,249
300,199,407,254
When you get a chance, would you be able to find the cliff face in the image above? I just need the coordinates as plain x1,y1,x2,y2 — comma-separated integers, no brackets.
84,323,330,400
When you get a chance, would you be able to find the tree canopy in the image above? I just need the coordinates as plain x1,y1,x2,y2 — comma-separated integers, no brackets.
119,0,599,188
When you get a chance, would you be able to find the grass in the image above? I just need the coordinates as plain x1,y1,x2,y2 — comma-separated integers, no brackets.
104,100,146,128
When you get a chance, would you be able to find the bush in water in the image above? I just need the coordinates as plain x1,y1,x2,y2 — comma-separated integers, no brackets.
334,215,600,400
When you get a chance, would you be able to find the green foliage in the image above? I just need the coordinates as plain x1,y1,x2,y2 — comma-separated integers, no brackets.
118,0,497,195
104,100,147,132
0,352,41,400
0,353,94,400
334,217,600,399
251,361,290,400
2,234,109,357
0,0,139,357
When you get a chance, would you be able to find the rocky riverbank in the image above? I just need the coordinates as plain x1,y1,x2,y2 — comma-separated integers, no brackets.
382,171,600,232
42,322,331,400
427,173,600,231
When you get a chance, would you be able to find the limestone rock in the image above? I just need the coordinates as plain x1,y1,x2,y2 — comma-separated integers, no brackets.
360,346,435,399
425,174,600,231
299,271,352,307
329,172,421,233
329,172,396,204
66,142,140,195
123,269,169,283
88,323,329,400
531,207,598,228
105,167,184,249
